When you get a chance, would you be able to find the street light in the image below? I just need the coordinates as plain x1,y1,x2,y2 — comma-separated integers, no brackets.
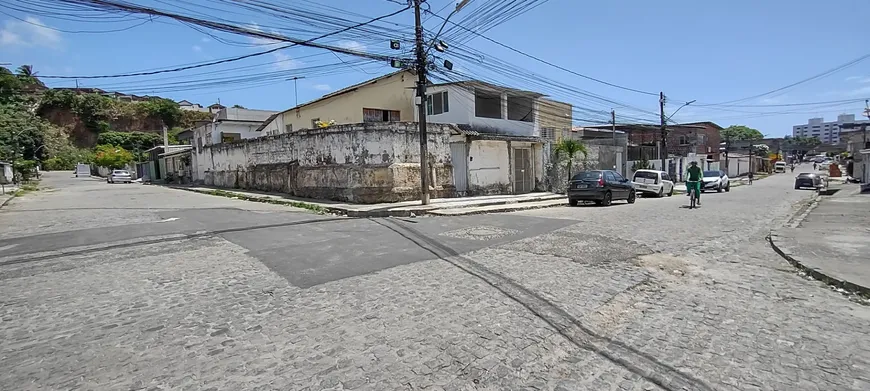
660,99,696,171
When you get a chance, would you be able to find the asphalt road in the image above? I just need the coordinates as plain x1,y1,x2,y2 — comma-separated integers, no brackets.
0,171,867,390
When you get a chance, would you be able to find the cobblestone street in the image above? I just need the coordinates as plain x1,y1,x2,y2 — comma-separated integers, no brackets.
0,172,868,390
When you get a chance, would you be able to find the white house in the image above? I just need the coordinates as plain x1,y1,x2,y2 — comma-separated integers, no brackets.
418,80,571,137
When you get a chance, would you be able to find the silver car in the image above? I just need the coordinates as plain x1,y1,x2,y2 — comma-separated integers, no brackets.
107,169,133,184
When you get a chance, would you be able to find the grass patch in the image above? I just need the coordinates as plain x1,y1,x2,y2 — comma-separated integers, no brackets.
201,189,328,214
11,181,40,197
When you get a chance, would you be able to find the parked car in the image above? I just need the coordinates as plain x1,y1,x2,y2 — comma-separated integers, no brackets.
701,170,730,192
107,169,133,184
794,173,824,190
631,169,674,197
794,173,819,189
567,170,636,207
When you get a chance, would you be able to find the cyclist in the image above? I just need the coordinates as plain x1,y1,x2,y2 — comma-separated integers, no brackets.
685,161,702,206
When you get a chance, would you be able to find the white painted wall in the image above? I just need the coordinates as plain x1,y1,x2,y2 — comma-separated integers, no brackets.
422,85,538,137
467,140,510,189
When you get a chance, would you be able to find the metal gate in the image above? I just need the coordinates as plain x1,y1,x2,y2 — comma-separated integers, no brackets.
512,148,532,194
450,142,468,193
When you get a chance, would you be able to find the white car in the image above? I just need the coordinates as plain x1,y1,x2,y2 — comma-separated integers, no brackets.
107,169,133,184
632,169,674,197
701,170,730,192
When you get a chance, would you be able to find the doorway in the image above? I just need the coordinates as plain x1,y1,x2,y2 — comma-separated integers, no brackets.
512,148,532,194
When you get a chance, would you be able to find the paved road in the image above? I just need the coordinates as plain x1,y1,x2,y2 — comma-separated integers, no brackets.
0,172,868,390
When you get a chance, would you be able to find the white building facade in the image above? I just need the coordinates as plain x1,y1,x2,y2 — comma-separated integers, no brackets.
792,114,869,144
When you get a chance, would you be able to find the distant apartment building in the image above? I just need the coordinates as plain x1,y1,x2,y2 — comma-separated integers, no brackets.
792,114,869,144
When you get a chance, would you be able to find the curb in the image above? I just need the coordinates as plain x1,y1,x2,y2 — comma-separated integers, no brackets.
767,233,870,299
427,200,567,216
169,187,335,215
0,193,17,210
168,186,567,217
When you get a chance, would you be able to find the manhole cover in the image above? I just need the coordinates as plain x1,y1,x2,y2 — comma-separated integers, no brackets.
440,226,519,241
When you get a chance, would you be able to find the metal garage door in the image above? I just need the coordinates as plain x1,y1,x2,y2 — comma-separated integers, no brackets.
513,148,532,194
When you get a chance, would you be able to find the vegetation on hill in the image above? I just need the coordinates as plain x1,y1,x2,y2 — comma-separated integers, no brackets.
0,65,210,178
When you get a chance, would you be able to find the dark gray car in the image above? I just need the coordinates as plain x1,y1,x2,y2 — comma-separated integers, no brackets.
794,173,823,190
567,170,636,206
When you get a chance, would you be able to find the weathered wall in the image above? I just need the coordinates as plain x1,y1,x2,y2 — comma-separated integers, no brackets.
197,122,456,203
467,140,510,195
546,144,621,194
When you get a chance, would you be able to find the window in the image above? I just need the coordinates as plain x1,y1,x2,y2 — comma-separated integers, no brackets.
604,171,617,183
363,108,401,122
541,127,555,140
506,95,534,122
612,172,626,182
679,135,689,145
474,89,502,119
662,173,671,181
284,124,293,133
426,91,449,115
311,118,320,128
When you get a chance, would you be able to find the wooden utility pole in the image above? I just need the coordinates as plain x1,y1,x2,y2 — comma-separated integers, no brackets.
611,109,616,146
659,92,667,172
413,0,430,205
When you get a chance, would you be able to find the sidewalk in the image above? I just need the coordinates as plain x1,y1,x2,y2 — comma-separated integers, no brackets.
171,186,567,217
769,185,870,297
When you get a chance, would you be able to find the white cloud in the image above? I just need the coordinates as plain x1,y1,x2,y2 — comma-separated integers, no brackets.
848,85,870,96
846,76,862,81
247,22,282,46
201,37,210,43
336,40,366,53
0,16,61,47
192,45,202,52
312,84,331,91
273,50,301,70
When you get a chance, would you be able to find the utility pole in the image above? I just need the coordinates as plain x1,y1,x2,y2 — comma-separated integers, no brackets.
659,92,667,173
864,99,869,148
287,76,305,107
611,109,616,146
413,0,430,205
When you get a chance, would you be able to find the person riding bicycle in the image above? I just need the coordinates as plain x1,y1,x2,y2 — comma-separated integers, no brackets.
685,161,702,205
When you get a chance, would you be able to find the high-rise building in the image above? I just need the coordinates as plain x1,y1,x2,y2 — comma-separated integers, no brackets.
792,114,869,144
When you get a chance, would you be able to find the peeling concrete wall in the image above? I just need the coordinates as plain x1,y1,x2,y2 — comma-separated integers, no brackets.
467,140,510,195
196,122,456,203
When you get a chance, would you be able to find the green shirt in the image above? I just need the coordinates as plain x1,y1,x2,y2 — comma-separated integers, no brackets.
686,166,703,182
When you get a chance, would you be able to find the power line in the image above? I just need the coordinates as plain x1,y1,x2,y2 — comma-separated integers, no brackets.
696,52,870,107
425,10,658,96
40,2,412,79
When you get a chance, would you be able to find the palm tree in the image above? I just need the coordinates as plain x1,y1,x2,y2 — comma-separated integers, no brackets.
15,64,43,89
16,65,34,78
554,139,588,181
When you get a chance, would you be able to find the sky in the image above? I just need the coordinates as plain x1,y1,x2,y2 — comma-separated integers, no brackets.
2,0,870,137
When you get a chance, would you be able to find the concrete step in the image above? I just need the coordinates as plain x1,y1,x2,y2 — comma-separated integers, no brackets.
427,199,567,216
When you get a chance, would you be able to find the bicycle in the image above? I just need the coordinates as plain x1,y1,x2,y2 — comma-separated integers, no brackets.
686,180,700,209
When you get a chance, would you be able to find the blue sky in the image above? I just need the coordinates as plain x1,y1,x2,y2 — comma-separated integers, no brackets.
2,0,870,136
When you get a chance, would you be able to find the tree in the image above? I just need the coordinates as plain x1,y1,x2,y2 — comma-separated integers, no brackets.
97,131,161,156
720,125,764,142
138,98,182,130
93,145,133,169
554,139,588,181
231,104,246,109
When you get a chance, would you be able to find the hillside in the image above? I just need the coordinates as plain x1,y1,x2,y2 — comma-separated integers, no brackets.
37,89,213,147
